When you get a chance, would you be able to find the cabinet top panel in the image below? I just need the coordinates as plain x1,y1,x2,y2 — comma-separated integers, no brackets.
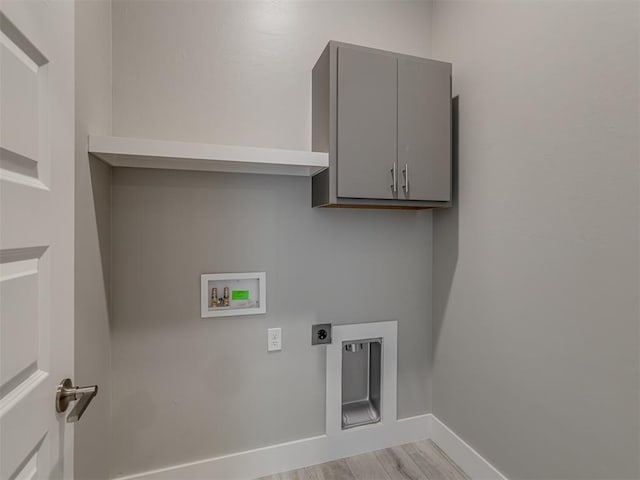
323,40,452,71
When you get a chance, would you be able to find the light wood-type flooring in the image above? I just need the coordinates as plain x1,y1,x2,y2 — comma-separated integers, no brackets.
257,439,469,480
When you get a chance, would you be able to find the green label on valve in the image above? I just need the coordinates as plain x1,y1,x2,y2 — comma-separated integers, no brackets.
232,290,249,300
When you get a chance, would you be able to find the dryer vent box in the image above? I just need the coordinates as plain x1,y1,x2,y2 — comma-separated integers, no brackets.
341,338,382,429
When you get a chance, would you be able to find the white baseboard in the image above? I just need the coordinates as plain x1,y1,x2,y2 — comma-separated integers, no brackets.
429,415,507,480
115,414,506,480
115,414,431,480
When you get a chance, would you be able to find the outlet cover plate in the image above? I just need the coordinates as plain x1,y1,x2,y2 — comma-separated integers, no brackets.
312,323,332,345
268,327,282,352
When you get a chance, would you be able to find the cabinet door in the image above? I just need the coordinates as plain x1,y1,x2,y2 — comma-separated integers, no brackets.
337,46,397,199
398,57,451,201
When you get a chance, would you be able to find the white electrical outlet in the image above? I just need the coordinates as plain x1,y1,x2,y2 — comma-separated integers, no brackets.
267,327,282,352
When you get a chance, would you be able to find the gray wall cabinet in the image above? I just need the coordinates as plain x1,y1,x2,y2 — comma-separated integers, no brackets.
312,41,452,209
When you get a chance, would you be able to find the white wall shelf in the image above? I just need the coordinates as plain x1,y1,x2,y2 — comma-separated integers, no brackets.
201,272,266,318
88,135,328,176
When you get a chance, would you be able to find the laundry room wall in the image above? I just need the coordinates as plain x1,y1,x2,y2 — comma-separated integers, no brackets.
431,1,640,479
109,1,437,476
75,0,113,478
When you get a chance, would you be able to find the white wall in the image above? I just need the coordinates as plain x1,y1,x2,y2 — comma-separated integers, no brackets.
110,1,434,477
431,1,640,479
74,1,112,478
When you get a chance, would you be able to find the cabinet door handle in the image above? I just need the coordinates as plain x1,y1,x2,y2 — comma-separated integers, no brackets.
402,163,409,194
390,162,398,193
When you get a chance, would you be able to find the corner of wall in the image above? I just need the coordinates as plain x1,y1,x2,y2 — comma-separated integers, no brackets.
74,0,113,478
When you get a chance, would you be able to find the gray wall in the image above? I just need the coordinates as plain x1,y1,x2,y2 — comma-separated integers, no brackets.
74,1,112,479
111,170,432,476
431,2,640,479
111,0,432,150
110,1,434,477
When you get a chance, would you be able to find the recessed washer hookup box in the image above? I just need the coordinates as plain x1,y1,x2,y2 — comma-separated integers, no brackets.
200,272,266,318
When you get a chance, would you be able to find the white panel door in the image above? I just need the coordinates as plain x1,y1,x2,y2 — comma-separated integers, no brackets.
0,1,75,479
